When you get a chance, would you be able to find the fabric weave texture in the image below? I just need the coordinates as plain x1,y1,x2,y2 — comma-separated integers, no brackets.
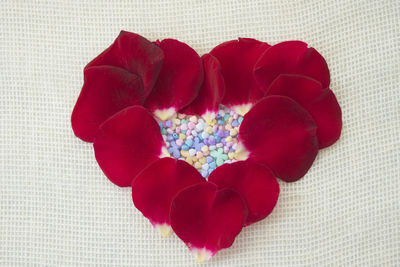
1,0,399,266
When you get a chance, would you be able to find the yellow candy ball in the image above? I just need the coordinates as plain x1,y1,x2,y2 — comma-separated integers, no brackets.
230,129,238,136
185,157,193,165
181,150,189,158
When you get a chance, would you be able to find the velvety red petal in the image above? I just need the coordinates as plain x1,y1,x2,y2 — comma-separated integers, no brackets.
93,106,165,187
145,39,203,120
85,30,164,97
170,182,247,261
210,38,270,114
238,96,318,182
267,74,342,148
254,41,330,92
71,66,145,142
208,160,279,226
132,158,205,230
180,54,225,117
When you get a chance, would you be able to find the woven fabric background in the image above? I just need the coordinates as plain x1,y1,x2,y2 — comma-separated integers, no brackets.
1,0,399,266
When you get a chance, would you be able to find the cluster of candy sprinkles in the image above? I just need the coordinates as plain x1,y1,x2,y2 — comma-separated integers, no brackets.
159,106,243,178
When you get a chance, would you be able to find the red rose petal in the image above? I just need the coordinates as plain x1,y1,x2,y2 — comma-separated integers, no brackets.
208,160,279,226
93,106,166,187
131,158,205,236
145,39,203,120
238,96,318,182
170,182,247,261
180,54,225,118
254,41,330,92
71,66,145,142
267,74,342,148
210,38,271,115
86,30,164,97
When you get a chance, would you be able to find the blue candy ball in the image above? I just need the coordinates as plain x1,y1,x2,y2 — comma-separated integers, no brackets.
172,150,180,158
209,162,217,169
181,144,189,150
185,139,193,147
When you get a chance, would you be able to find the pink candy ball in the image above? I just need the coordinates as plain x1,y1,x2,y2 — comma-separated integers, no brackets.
181,124,188,131
188,122,195,130
176,139,183,146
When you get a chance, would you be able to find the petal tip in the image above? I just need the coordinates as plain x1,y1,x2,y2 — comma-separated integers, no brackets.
202,111,217,124
232,103,252,116
155,223,173,238
234,142,250,161
160,146,171,158
154,107,176,121
191,247,213,263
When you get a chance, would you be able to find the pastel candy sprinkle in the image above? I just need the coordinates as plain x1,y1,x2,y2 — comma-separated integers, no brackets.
189,148,196,156
185,139,193,147
209,161,217,169
158,106,244,177
195,123,203,132
176,139,183,146
189,116,198,123
188,122,196,129
181,124,188,131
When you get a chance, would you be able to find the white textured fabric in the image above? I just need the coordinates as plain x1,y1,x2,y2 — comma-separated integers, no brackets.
1,0,399,266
